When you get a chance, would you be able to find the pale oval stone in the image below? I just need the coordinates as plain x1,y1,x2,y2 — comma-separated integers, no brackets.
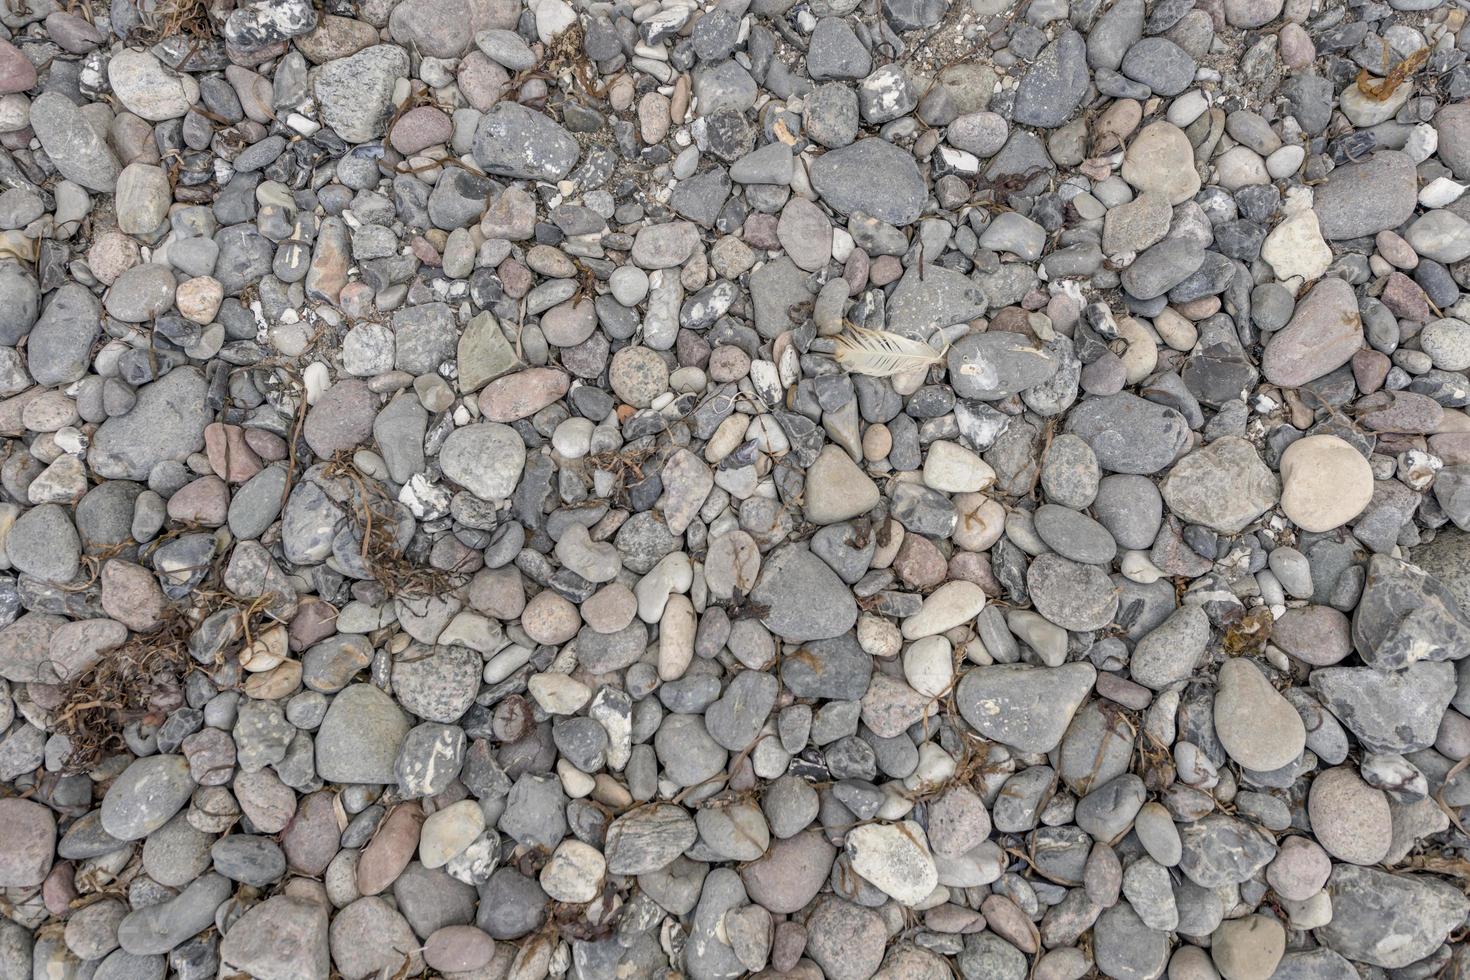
539,839,605,902
903,635,954,699
1211,915,1285,980
845,820,939,906
1279,435,1373,532
527,672,590,714
1307,766,1392,866
1214,658,1305,772
1121,121,1200,205
922,440,995,493
419,799,485,869
1261,209,1332,283
901,580,986,639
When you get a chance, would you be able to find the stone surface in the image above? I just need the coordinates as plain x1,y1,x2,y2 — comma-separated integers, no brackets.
1,4,1467,978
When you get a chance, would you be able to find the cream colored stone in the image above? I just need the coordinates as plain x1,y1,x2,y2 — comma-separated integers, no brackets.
1279,435,1373,532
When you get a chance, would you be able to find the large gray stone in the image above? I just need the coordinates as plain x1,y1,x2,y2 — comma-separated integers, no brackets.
1313,151,1418,240
809,138,927,226
1013,31,1089,128
1319,865,1470,968
750,544,858,642
955,663,1096,753
472,103,580,181
315,45,409,143
89,368,212,481
31,91,120,191
315,684,411,784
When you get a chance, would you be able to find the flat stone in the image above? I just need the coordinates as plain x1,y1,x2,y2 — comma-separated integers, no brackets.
604,804,698,875
100,755,194,841
1320,866,1470,968
1013,31,1089,128
1314,151,1418,240
750,544,858,642
1064,392,1191,474
315,45,409,143
1261,277,1362,387
439,422,526,500
219,895,331,980
316,684,411,784
1159,436,1279,533
1310,662,1456,753
810,139,927,226
1121,122,1200,205
845,821,938,906
1214,658,1306,771
956,662,1095,753
0,798,54,887
472,102,579,181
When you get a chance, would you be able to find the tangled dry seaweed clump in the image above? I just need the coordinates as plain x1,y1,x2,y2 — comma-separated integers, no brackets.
128,0,214,46
322,452,466,600
52,607,196,775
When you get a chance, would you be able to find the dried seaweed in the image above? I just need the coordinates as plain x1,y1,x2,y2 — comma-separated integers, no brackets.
1355,45,1430,102
322,453,460,602
52,607,196,774
129,0,214,45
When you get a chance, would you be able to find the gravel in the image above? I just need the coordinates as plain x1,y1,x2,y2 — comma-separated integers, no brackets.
2,1,1470,978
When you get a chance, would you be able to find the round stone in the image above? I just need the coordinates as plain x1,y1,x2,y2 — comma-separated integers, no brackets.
1307,767,1392,866
1279,435,1374,532
609,345,669,408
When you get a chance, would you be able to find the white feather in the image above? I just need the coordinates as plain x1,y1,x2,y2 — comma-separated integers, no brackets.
831,325,948,378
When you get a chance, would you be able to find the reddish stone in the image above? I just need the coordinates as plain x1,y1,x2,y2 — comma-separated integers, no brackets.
742,213,780,250
477,367,570,422
1379,271,1432,323
244,427,288,461
100,559,169,632
843,248,869,294
1351,349,1390,394
868,254,903,286
391,105,452,155
42,862,75,916
288,596,340,651
0,40,36,95
498,257,532,298
0,797,55,887
205,422,264,482
282,790,340,875
166,475,230,526
356,803,424,896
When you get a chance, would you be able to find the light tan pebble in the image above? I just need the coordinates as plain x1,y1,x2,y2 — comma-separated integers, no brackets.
1279,434,1373,532
1210,916,1284,980
1307,767,1391,865
862,423,892,461
951,493,1005,552
175,276,223,324
857,612,901,657
520,589,580,645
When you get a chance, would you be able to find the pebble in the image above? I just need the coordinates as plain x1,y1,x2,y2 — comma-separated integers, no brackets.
844,821,938,905
1261,277,1363,387
100,755,195,841
1160,436,1278,534
0,798,55,886
1211,916,1285,980
1214,658,1306,772
1308,767,1392,866
1279,435,1373,532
